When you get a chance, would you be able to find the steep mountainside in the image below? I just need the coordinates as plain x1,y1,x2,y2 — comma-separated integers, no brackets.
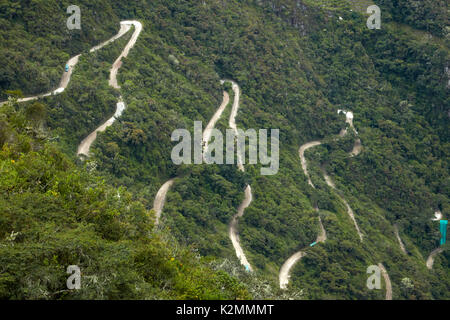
0,0,448,299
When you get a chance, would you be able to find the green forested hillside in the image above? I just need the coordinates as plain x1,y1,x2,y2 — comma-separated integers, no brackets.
0,0,121,99
0,0,448,300
0,99,251,299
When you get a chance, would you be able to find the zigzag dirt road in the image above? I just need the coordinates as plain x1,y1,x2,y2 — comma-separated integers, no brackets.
77,21,142,157
279,110,392,300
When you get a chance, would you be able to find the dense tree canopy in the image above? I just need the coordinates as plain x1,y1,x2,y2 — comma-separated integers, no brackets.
0,0,448,299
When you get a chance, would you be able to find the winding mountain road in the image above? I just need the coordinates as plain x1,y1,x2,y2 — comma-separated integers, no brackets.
0,20,143,156
153,178,175,226
426,248,444,269
77,21,143,157
229,184,253,271
322,170,363,241
279,251,306,290
378,263,392,300
224,80,254,272
0,54,79,107
425,210,445,269
154,80,254,271
322,111,363,241
203,91,230,156
299,141,321,187
1,15,405,298
351,139,362,157
108,21,143,89
279,210,326,290
153,85,231,227
279,139,328,289
0,20,142,158
0,22,135,107
396,214,444,270
89,24,132,54
280,110,392,300
394,224,407,255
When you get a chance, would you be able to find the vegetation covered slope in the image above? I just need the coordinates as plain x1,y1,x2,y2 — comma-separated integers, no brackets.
0,0,448,299
0,99,251,299
0,0,123,99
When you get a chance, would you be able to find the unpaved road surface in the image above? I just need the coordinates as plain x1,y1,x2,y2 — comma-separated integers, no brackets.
394,224,407,254
320,110,363,240
229,185,253,271
279,250,306,290
153,87,230,227
223,80,253,271
77,100,126,156
90,24,131,53
77,21,142,157
280,110,389,293
279,139,328,289
58,55,80,91
323,171,364,241
378,263,392,300
351,139,362,156
227,80,245,171
279,140,326,289
426,248,444,269
278,211,327,290
153,178,175,226
0,23,134,106
299,141,321,187
203,91,230,156
0,20,142,156
109,21,143,89
0,55,80,106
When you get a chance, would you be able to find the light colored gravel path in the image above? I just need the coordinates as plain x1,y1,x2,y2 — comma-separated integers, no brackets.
378,263,392,300
323,170,363,242
279,110,393,294
77,100,126,156
279,137,329,290
203,91,230,156
229,185,253,271
153,85,231,227
426,248,444,270
222,80,253,272
279,208,327,290
109,21,143,89
89,24,131,53
0,23,133,106
351,139,362,156
299,141,322,187
279,250,307,290
394,224,407,255
153,178,176,226
77,21,142,157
